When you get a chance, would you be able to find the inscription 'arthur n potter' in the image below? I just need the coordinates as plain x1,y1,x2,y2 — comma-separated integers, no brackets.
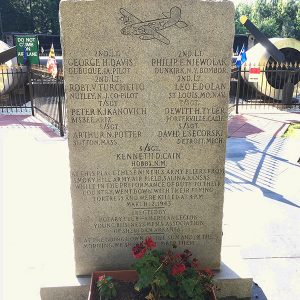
120,7,188,45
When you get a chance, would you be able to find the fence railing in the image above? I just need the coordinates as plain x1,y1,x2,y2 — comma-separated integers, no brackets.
30,66,66,136
2,62,300,134
0,66,67,136
230,62,300,113
0,66,31,113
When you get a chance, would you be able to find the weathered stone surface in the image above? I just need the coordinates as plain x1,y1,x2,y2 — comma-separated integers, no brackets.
60,0,235,275
215,248,253,299
40,286,89,300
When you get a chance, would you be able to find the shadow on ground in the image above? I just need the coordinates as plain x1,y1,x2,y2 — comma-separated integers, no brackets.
226,135,300,208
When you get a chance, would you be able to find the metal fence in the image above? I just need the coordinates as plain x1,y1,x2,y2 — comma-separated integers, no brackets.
0,66,67,136
30,66,66,136
0,66,32,113
2,62,300,134
230,62,300,113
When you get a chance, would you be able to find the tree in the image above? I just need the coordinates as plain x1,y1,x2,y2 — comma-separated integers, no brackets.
235,0,300,39
2,0,60,34
1,0,32,33
279,0,300,39
234,3,252,35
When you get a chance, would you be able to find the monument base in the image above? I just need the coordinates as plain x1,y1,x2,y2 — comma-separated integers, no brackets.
40,248,252,300
215,248,253,299
40,285,89,300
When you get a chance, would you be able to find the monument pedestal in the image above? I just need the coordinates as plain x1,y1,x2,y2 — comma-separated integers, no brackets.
40,247,253,300
47,0,253,298
60,0,236,276
215,248,253,299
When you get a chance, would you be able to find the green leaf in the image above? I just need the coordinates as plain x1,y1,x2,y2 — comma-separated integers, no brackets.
154,271,168,287
161,283,177,298
111,288,117,297
140,267,155,286
182,278,196,297
134,281,143,292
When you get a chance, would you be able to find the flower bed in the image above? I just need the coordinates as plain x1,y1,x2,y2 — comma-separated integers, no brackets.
89,236,217,300
89,270,139,300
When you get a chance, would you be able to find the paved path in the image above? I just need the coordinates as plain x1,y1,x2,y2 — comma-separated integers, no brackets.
225,108,300,300
1,108,300,300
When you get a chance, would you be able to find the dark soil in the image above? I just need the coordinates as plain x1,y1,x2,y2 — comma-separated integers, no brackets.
97,280,173,299
97,280,212,300
110,281,148,300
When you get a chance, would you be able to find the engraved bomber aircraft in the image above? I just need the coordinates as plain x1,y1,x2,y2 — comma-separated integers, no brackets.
120,7,188,45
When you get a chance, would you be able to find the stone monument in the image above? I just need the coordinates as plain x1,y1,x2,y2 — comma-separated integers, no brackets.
60,0,234,276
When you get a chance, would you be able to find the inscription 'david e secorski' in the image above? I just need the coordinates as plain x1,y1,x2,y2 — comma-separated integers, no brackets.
120,7,188,45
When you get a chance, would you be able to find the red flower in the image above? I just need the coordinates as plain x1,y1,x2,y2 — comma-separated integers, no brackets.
132,242,147,259
171,263,186,276
160,252,172,266
204,268,214,277
175,253,182,260
144,236,156,250
191,258,200,269
98,275,105,282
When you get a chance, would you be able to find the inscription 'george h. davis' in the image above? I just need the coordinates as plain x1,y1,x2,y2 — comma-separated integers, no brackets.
120,7,188,45
60,0,235,275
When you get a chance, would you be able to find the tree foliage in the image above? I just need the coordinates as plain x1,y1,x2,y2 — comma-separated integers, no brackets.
1,0,60,34
1,0,299,39
235,0,300,40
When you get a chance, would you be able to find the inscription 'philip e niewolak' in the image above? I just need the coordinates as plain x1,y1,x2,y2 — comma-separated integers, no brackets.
60,0,235,275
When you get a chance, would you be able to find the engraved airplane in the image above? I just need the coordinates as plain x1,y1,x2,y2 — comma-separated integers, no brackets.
120,7,188,45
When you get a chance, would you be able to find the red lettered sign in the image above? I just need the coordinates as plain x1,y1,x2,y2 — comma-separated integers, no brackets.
249,67,260,82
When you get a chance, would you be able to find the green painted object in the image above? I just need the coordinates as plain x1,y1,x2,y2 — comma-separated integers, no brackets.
15,35,39,65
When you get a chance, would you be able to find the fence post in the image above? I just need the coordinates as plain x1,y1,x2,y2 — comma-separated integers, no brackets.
56,69,64,137
235,67,241,114
282,66,294,107
27,65,35,116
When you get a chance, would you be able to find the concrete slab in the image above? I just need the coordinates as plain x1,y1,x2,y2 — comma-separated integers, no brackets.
1,117,68,300
1,108,300,300
216,248,253,299
40,285,89,300
224,109,300,300
245,258,300,300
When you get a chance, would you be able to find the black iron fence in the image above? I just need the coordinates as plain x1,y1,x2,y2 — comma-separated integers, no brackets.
2,62,300,134
230,62,300,113
0,66,66,136
0,66,31,113
30,66,66,136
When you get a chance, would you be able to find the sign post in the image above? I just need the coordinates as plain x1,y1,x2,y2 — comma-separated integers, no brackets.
15,35,39,65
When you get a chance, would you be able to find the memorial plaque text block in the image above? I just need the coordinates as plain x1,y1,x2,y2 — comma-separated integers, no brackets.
60,0,235,275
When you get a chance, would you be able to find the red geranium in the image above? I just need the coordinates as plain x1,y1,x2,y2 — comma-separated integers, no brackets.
131,237,216,300
144,236,156,250
132,242,147,259
171,263,186,276
204,267,214,277
191,258,200,270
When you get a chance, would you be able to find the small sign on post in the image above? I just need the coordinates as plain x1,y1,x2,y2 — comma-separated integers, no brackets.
248,67,260,83
15,35,39,65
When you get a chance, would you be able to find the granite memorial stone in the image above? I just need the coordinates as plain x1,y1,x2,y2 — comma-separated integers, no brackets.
60,0,235,275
